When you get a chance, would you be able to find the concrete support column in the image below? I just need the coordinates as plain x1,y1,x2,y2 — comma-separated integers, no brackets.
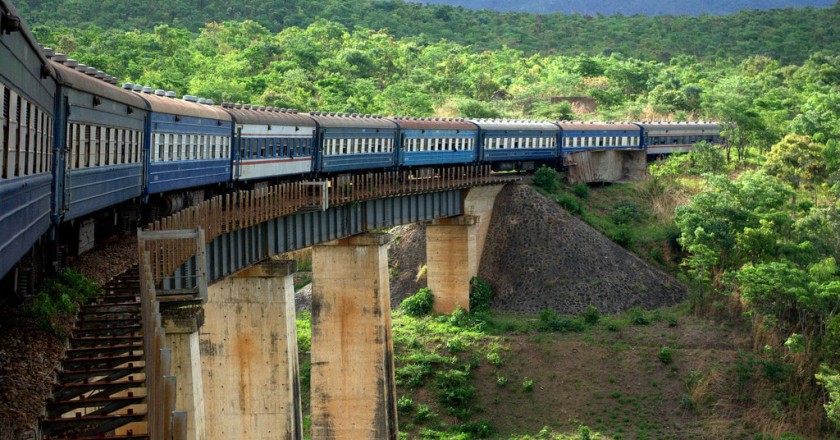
425,215,478,314
163,315,207,440
199,260,302,440
310,233,398,440
425,184,505,314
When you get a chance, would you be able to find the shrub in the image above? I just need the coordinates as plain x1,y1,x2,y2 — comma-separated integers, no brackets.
611,201,641,225
454,420,494,438
628,307,651,325
469,276,494,313
397,364,432,388
400,287,434,317
572,183,590,199
608,225,633,247
522,377,535,392
449,307,471,327
414,404,435,424
538,309,586,332
581,305,600,325
445,335,468,354
486,351,503,367
533,165,560,192
436,368,476,418
28,270,103,336
553,193,582,214
496,375,508,387
397,395,415,415
658,346,673,364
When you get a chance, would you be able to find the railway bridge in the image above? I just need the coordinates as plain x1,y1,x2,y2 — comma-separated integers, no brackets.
103,165,512,440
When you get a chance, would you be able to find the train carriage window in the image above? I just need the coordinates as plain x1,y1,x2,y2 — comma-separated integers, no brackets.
69,124,78,168
5,92,18,177
20,102,29,175
97,126,106,166
155,134,162,162
167,134,174,161
0,85,5,177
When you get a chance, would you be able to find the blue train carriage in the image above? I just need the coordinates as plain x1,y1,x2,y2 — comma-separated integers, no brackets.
0,0,57,282
392,116,478,168
640,121,723,156
223,104,316,182
469,119,560,171
309,112,398,174
51,57,148,231
136,88,233,209
557,121,643,153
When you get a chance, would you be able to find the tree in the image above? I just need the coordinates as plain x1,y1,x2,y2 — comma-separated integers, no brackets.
764,134,827,201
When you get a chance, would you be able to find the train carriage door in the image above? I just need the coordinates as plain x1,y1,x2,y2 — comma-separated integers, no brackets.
233,126,242,180
62,99,72,213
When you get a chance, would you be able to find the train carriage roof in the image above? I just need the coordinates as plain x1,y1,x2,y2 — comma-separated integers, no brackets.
307,112,397,129
638,121,721,134
136,92,232,121
556,121,641,132
468,119,559,132
51,61,147,109
222,105,316,127
390,116,478,131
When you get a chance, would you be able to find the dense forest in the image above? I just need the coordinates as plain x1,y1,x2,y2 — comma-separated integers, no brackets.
19,0,840,63
23,0,840,436
421,0,837,16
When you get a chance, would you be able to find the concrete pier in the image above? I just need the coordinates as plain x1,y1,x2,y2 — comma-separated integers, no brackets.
310,234,398,440
199,260,302,440
425,185,504,314
163,315,206,440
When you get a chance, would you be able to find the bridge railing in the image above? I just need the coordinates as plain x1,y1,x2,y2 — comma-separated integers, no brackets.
137,232,189,440
143,164,493,247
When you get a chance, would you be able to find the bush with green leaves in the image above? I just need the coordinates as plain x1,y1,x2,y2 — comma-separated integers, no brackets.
658,346,673,364
435,368,476,418
538,309,586,332
400,287,434,317
553,193,582,214
572,183,590,199
27,270,103,336
522,377,535,392
610,200,641,225
397,395,415,415
581,305,600,325
469,276,494,313
533,165,560,193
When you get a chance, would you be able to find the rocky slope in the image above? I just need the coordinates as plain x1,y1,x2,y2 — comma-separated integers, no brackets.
387,184,686,314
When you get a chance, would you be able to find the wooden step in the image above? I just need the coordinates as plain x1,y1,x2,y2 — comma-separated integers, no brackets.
41,413,146,437
58,364,144,384
47,395,145,418
53,379,145,402
65,343,143,359
62,353,144,372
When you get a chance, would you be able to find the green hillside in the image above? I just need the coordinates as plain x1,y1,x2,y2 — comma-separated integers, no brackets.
421,0,837,15
19,0,840,63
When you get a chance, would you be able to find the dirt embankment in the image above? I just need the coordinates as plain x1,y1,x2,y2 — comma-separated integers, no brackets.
388,184,686,314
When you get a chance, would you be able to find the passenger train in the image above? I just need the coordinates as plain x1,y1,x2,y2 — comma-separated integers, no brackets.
0,0,722,291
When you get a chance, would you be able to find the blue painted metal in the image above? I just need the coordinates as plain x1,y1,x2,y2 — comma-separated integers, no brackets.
0,0,57,279
398,129,477,167
0,174,51,279
559,125,644,153
480,134,558,162
146,112,233,195
317,127,397,173
147,159,231,194
62,164,142,221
